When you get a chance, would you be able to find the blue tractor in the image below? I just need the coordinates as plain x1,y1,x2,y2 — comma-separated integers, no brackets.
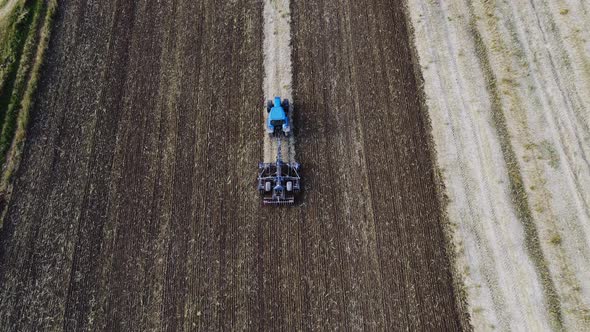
266,97,291,136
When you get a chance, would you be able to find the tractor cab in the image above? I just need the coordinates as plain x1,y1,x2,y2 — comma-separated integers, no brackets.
266,97,290,136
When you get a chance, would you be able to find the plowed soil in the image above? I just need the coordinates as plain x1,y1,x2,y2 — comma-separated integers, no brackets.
0,0,468,330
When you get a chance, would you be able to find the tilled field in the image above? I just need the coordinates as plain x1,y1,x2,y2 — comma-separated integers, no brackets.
0,0,467,330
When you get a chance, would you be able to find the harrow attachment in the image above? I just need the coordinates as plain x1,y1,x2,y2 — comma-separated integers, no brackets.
257,160,301,205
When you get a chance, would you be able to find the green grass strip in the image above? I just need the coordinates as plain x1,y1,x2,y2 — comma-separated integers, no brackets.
0,1,35,126
0,0,56,225
0,0,44,168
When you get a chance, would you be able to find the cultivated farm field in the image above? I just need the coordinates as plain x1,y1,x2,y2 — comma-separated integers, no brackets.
3,0,587,330
0,0,467,330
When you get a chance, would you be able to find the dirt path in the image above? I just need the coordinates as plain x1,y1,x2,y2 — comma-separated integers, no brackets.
262,0,294,163
408,0,590,330
0,0,467,330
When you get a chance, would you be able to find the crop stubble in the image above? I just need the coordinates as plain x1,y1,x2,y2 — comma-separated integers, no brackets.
0,0,466,330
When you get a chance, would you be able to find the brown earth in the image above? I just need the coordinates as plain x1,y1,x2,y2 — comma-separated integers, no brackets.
0,0,468,330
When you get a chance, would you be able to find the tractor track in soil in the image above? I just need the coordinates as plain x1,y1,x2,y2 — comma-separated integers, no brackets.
0,0,468,330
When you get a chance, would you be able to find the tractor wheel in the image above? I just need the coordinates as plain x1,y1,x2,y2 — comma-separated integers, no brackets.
281,99,289,111
266,100,273,112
